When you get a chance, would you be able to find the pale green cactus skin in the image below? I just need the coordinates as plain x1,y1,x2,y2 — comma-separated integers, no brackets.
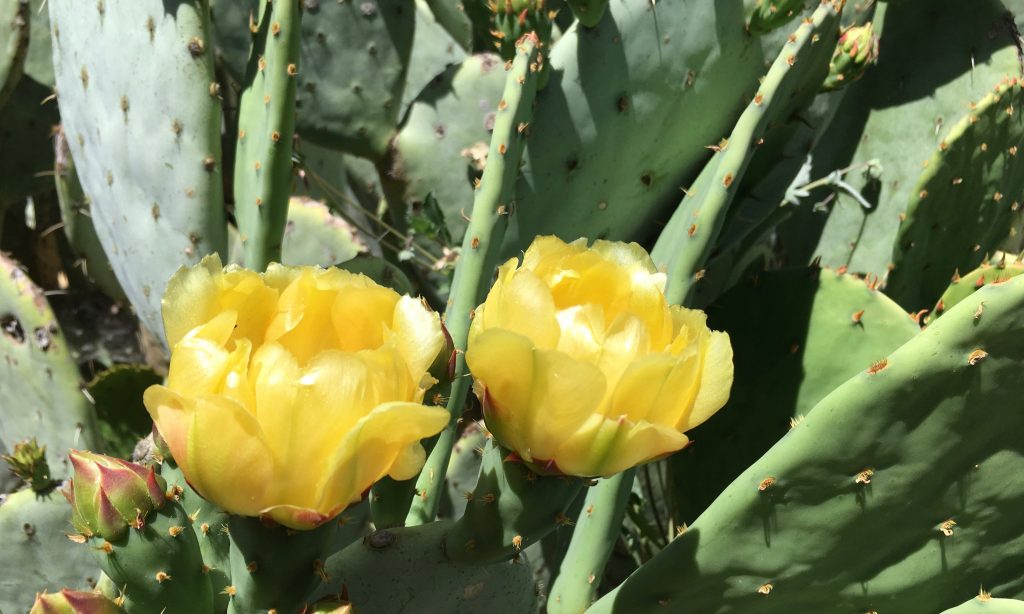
6,0,1024,612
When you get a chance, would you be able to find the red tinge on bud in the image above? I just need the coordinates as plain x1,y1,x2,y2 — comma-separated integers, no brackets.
67,450,167,541
30,589,127,614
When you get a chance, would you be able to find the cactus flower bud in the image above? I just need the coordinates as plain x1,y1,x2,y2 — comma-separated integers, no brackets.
748,0,805,33
466,236,734,478
2,438,53,492
143,255,449,530
823,22,878,91
67,450,166,540
30,590,126,614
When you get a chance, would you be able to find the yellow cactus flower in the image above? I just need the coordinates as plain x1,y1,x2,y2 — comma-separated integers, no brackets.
466,236,733,478
143,255,449,530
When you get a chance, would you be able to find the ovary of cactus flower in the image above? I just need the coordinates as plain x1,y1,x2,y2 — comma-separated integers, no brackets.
2,438,52,492
823,22,879,91
143,255,449,530
30,589,127,614
67,450,167,541
466,236,734,478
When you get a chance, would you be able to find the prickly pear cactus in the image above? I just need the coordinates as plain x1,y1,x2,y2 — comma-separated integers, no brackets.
926,256,1024,324
0,0,29,108
321,521,540,613
49,0,228,343
0,255,98,477
793,0,1023,279
943,595,1024,614
0,487,101,612
590,274,1024,612
671,266,920,523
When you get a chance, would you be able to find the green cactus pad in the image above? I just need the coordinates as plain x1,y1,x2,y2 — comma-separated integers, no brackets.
158,460,231,612
90,501,214,613
589,272,1024,613
22,0,52,86
85,365,162,459
393,53,508,241
926,257,1024,324
0,0,29,109
49,0,229,344
671,266,920,523
228,197,366,268
53,133,125,301
214,0,414,161
0,255,98,478
886,78,1024,311
322,520,539,613
0,487,101,612
423,0,473,50
403,1,468,111
439,422,487,520
232,0,302,270
792,0,1022,278
504,0,815,258
565,0,609,28
943,596,1024,614
652,0,841,305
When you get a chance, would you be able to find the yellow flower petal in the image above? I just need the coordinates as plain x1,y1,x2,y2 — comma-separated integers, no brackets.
144,388,275,516
465,328,536,455
556,415,688,477
525,349,607,462
482,267,560,350
467,236,734,477
390,295,444,382
609,355,676,423
315,403,449,513
161,254,225,348
685,331,734,430
331,284,401,353
389,443,428,481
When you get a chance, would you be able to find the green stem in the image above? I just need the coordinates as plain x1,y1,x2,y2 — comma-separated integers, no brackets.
233,0,302,271
547,470,635,614
405,33,543,527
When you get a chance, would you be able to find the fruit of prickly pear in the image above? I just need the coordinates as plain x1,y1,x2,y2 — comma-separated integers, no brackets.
465,236,734,478
29,589,127,614
66,450,166,541
823,22,879,91
2,438,53,492
490,0,553,62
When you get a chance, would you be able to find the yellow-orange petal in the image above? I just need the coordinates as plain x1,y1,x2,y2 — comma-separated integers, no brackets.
161,254,225,348
590,239,660,275
390,295,444,383
556,415,688,477
684,331,734,430
331,284,401,353
466,328,537,457
260,504,336,531
483,268,560,350
143,388,275,516
314,403,449,514
609,354,676,424
389,442,428,481
524,349,608,462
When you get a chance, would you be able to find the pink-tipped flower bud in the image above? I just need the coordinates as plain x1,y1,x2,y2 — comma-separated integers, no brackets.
30,589,126,614
823,22,879,91
67,450,166,540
